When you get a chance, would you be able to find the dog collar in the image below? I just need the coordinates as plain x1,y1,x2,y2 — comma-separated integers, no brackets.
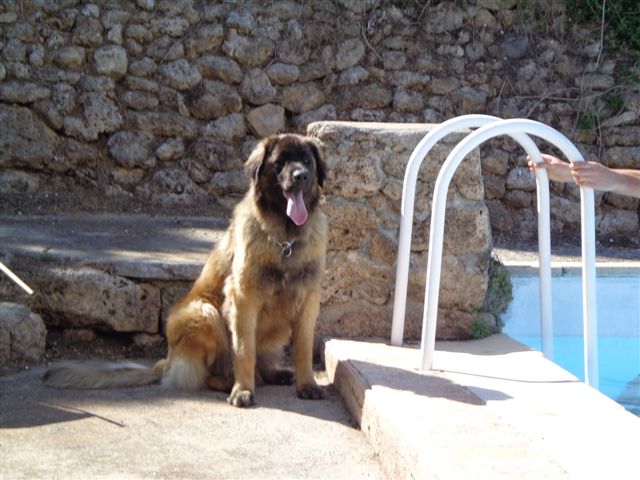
274,239,296,258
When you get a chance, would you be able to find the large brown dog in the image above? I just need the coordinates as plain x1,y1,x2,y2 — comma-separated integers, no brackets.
44,134,328,407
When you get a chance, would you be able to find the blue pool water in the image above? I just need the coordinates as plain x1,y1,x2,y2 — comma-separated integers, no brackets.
502,270,640,415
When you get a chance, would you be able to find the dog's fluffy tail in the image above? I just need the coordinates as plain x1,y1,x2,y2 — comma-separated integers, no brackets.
43,362,162,389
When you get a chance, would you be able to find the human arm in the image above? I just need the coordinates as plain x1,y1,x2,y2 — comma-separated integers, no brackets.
568,162,640,197
529,154,640,198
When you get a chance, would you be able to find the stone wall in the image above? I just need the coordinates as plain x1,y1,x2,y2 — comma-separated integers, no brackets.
310,121,491,340
1,0,639,241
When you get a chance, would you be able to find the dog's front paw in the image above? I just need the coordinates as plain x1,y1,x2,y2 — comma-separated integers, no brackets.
228,386,255,408
297,383,325,400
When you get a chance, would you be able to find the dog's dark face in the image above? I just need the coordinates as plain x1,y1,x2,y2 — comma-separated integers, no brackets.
245,134,326,229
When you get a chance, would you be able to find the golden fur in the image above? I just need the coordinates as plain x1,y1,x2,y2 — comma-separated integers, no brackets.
44,134,328,408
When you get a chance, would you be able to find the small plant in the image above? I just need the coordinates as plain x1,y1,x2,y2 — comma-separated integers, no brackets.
40,247,53,262
482,258,514,331
470,316,494,339
602,93,624,114
577,111,598,130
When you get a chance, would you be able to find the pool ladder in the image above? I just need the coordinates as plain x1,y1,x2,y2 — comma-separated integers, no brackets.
391,115,599,389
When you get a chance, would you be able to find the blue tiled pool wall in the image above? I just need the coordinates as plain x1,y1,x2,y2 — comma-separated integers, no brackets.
503,272,640,413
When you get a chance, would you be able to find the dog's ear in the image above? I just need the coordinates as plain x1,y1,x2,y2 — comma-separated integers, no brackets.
244,136,277,183
308,140,327,188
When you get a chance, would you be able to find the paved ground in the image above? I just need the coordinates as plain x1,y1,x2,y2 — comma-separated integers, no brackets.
0,368,384,480
2,213,639,480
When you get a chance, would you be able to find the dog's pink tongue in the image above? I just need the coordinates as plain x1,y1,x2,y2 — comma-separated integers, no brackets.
284,190,308,226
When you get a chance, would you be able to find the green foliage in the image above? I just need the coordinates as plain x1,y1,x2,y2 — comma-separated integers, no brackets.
470,316,494,339
602,93,624,113
566,0,640,52
482,259,513,331
577,110,598,129
39,246,53,262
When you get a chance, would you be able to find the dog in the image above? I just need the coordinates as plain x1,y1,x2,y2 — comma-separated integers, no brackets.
44,134,328,408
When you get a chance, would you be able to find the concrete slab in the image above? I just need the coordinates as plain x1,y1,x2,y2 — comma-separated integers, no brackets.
0,368,384,480
325,335,640,480
0,214,226,280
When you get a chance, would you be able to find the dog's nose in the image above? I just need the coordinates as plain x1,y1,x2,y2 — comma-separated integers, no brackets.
293,169,309,183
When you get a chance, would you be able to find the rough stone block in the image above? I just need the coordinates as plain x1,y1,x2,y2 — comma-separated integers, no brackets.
36,267,161,333
0,302,46,363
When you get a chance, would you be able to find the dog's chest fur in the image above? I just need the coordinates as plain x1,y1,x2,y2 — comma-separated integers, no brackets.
259,260,319,296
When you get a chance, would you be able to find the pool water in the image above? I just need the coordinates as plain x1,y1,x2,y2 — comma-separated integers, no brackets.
502,271,640,415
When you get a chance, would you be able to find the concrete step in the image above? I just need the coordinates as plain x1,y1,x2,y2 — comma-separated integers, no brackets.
324,335,640,480
0,213,227,280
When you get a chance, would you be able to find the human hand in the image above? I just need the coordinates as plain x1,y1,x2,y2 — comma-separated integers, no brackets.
527,154,574,183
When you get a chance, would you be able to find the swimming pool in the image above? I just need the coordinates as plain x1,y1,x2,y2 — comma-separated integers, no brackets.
502,268,640,415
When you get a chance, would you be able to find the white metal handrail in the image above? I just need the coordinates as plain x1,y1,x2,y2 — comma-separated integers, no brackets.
391,115,554,359
392,117,599,389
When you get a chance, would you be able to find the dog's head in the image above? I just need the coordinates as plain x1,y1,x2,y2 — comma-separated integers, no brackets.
244,134,326,228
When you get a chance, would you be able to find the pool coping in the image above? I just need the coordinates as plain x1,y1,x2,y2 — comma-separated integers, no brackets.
325,335,640,480
502,259,640,276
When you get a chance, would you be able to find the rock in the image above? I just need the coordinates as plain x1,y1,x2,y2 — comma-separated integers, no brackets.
279,83,325,113
127,24,154,44
0,170,40,193
121,90,159,110
186,79,242,120
52,46,86,71
576,73,615,90
191,138,240,171
451,86,488,111
72,14,103,47
382,51,406,70
146,35,184,61
222,31,275,66
209,170,250,196
0,303,46,364
323,197,378,250
93,45,128,79
156,138,185,162
266,63,300,85
197,55,243,83
393,90,424,114
129,57,157,76
37,267,160,333
107,130,154,168
506,167,535,191
0,104,58,169
335,38,365,70
107,24,123,45
200,113,246,142
185,23,224,56
598,210,639,236
295,104,337,129
125,76,159,93
338,84,392,109
51,82,77,114
503,35,529,59
246,103,286,137
80,91,123,134
129,111,199,139
338,66,369,86
160,59,201,90
0,81,50,103
240,69,277,105
226,10,256,33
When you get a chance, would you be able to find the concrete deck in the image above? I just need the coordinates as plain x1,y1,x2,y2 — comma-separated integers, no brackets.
325,336,640,479
2,213,640,479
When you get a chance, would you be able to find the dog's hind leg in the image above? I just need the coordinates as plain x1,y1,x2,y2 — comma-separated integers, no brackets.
162,299,230,391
